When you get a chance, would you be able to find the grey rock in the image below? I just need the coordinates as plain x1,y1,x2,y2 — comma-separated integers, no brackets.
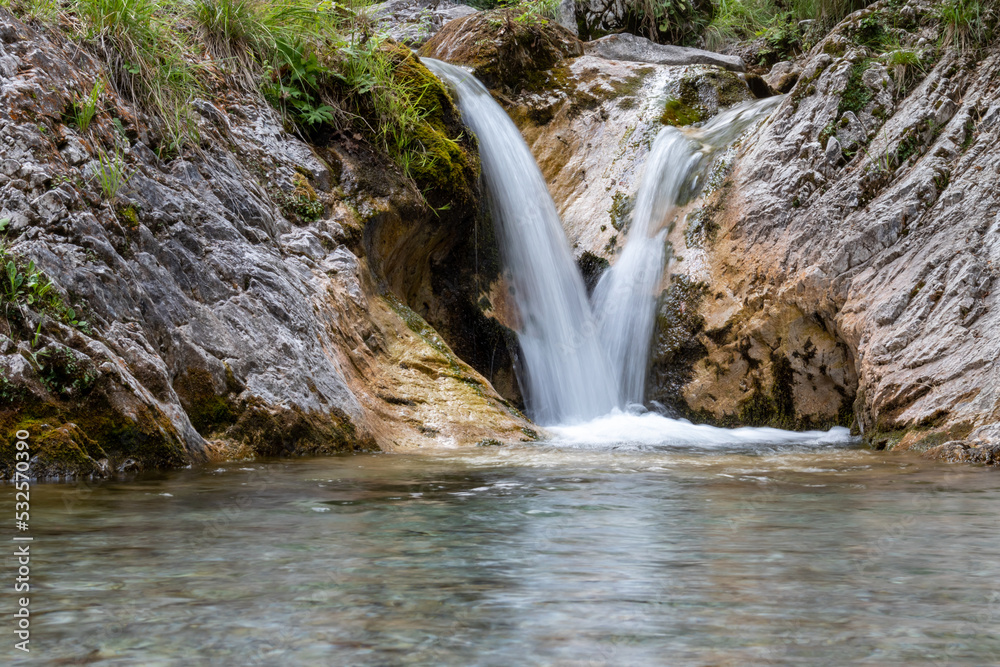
370,0,477,47
824,135,842,164
835,111,867,151
584,33,746,72
556,0,578,36
60,134,89,166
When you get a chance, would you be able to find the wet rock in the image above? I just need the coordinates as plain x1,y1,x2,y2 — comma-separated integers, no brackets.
584,33,745,72
835,111,868,152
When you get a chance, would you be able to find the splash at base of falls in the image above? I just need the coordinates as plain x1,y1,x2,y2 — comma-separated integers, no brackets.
547,411,854,450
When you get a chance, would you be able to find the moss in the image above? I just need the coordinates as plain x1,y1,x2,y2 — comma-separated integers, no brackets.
659,71,749,127
645,276,710,414
838,59,876,116
0,388,188,478
224,397,375,457
608,190,634,231
173,367,240,436
0,421,107,478
116,203,140,229
661,97,703,126
387,47,479,212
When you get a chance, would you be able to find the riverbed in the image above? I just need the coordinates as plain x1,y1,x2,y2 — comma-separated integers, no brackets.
8,440,1000,665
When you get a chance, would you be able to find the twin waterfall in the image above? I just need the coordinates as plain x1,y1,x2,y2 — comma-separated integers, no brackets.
426,59,779,427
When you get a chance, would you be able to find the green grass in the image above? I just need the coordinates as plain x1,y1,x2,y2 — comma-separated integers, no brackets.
93,142,132,199
0,0,470,199
70,79,104,132
703,0,870,51
937,0,996,51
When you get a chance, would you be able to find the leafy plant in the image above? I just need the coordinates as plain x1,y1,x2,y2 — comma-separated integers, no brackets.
627,0,714,46
0,247,89,333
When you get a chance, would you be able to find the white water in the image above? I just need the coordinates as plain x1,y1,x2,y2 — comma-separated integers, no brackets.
425,59,620,425
427,59,851,446
594,98,784,405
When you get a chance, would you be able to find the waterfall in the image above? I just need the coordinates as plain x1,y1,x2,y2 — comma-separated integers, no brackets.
425,59,620,425
426,57,783,428
593,98,784,406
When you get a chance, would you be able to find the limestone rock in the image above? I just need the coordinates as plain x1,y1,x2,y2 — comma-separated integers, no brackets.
421,9,583,92
584,33,746,72
0,9,533,478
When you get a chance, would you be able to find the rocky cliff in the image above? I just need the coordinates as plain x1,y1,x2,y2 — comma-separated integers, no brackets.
424,0,1000,463
0,8,534,478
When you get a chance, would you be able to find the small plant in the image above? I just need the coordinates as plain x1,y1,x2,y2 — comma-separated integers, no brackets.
71,79,105,132
0,246,90,333
262,38,339,130
882,48,924,96
506,0,560,25
938,0,994,51
93,143,132,200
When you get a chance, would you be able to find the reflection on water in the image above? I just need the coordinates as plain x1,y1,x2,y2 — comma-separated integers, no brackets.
6,442,1000,665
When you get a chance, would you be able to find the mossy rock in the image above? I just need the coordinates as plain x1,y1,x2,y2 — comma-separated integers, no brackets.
661,69,752,126
0,422,107,478
384,45,480,212
224,398,376,457
645,276,710,413
421,10,583,94
0,368,189,479
173,366,242,436
661,98,706,126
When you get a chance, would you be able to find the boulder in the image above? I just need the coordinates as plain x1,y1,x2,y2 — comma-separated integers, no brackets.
584,33,745,72
421,9,583,92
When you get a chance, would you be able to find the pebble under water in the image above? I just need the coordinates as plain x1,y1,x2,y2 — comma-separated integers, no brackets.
9,438,1000,665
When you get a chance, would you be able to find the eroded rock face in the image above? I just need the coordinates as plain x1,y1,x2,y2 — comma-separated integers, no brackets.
490,0,1000,459
510,56,753,263
646,1,1000,451
0,10,533,478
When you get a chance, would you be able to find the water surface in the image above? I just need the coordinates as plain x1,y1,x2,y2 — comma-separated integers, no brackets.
7,441,1000,665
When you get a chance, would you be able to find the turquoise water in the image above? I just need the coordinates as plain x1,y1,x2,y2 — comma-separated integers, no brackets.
6,443,1000,665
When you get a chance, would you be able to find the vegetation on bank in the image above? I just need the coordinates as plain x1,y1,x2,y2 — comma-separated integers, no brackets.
0,0,487,192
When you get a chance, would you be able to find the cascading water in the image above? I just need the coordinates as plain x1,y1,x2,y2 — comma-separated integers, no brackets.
593,98,784,406
427,58,850,445
424,59,620,425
